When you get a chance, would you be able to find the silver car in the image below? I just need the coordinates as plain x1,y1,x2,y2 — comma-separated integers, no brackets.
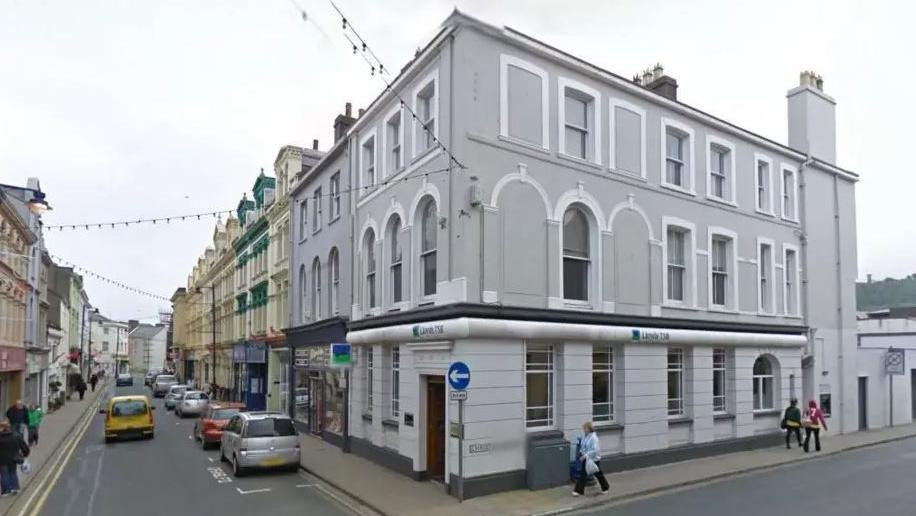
152,375,178,397
163,385,189,410
175,390,209,418
219,412,300,477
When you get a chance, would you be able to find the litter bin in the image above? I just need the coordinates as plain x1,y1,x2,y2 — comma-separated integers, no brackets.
526,430,571,490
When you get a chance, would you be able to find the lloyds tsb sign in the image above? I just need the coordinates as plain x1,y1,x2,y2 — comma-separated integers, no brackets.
412,323,446,339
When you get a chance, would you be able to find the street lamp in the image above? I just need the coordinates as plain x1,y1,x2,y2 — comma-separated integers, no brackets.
84,307,99,377
0,183,52,215
195,286,217,394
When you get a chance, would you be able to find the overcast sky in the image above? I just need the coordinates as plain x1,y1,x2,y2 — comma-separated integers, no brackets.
1,0,910,322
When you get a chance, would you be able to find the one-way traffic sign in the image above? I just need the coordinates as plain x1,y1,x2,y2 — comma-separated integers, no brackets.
448,361,471,390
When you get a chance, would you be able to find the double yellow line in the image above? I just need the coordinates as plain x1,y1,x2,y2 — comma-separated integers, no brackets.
15,399,99,516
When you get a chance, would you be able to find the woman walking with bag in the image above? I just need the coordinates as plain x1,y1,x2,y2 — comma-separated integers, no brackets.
803,399,828,453
573,421,609,497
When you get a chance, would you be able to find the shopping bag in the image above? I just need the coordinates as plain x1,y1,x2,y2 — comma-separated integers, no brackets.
20,460,32,475
585,458,599,476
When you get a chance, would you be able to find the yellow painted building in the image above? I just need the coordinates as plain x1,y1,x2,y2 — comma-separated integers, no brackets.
174,216,240,392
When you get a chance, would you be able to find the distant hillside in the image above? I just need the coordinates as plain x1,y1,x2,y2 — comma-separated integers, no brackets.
857,275,916,312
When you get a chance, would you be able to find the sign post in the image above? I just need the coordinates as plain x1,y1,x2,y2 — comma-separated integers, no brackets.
885,348,905,427
447,361,471,502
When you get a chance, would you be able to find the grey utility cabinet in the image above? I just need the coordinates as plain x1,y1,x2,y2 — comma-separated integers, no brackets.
526,430,571,490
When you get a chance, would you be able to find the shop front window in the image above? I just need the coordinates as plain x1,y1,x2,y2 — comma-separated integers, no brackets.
323,371,344,435
294,368,310,424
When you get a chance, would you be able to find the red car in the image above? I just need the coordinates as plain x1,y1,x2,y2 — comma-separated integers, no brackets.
193,402,246,449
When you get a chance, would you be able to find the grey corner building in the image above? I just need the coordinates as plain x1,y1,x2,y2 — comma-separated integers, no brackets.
286,11,858,499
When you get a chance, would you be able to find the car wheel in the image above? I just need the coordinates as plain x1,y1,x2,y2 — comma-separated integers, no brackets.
232,455,245,477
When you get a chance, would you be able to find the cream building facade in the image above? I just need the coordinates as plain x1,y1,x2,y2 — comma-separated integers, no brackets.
177,217,241,390
0,189,34,410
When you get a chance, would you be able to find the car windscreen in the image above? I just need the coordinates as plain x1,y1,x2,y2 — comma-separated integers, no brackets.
244,418,297,437
111,401,148,417
170,386,187,394
184,392,207,400
211,409,239,419
156,376,176,382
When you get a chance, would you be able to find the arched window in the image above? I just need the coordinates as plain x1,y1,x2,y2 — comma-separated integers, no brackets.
388,216,403,304
562,207,590,301
312,257,321,321
420,200,437,296
298,264,307,323
328,248,339,315
752,356,776,410
364,230,377,308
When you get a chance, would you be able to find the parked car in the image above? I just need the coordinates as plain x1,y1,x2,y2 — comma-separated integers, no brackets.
163,385,189,410
115,373,134,387
176,390,209,418
100,395,155,442
220,412,300,477
152,375,178,397
194,402,245,449
144,368,162,387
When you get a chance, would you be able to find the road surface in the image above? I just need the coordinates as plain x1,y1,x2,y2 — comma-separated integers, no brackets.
38,377,353,516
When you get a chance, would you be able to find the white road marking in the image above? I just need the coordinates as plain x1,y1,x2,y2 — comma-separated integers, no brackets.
296,484,317,488
207,466,233,484
236,487,272,495
208,457,214,462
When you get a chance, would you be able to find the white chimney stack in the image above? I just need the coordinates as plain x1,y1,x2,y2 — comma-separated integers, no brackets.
787,70,836,163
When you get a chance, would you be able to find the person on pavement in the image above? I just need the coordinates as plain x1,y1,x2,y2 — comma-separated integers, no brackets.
27,404,43,447
4,401,28,439
782,398,803,449
90,373,98,392
0,420,30,496
77,378,87,401
803,399,828,453
573,421,610,497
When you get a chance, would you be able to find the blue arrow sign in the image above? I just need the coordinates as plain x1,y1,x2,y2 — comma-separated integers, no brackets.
448,361,471,391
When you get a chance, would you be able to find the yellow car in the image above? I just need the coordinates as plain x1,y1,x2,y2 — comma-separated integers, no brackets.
100,395,156,442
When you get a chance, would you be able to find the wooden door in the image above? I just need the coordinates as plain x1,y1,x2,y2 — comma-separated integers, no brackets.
426,376,445,479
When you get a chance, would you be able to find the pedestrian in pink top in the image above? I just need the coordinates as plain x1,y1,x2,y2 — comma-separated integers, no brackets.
803,400,828,453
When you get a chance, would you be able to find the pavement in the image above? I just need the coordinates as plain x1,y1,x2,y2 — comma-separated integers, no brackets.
5,376,370,516
297,422,916,516
0,378,108,515
580,436,916,516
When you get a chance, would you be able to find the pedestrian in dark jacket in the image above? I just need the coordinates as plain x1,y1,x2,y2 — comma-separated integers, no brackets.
0,421,30,496
4,401,28,439
782,398,803,449
77,379,87,401
90,373,98,392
